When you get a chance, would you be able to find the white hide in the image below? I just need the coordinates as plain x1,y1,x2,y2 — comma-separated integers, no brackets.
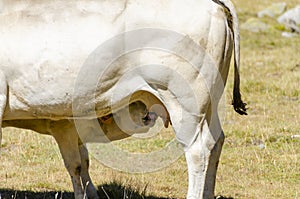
0,1,245,199
0,0,231,147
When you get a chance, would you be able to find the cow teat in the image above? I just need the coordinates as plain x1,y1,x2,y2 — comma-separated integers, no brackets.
142,112,158,126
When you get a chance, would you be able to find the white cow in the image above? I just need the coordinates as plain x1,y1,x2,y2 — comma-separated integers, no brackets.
0,0,246,199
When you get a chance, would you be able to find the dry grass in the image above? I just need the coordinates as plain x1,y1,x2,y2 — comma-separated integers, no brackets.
0,0,300,198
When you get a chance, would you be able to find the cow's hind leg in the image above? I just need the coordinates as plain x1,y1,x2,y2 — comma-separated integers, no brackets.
0,71,7,149
78,143,99,199
185,111,224,199
51,121,84,199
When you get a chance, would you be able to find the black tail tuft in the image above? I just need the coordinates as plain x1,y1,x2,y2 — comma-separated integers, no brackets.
232,89,247,115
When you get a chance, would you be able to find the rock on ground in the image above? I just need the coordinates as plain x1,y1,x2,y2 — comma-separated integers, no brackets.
278,5,300,33
241,18,270,33
258,2,287,18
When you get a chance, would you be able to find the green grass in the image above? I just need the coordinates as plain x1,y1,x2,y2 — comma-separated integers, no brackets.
1,0,300,198
217,1,300,197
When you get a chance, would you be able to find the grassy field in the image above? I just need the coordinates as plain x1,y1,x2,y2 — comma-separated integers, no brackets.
0,0,299,198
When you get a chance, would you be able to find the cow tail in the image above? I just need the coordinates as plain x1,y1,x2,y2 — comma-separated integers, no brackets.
213,0,247,115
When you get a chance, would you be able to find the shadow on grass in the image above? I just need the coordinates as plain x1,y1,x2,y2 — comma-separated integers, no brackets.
0,189,74,199
0,182,234,199
97,181,168,199
0,182,167,199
